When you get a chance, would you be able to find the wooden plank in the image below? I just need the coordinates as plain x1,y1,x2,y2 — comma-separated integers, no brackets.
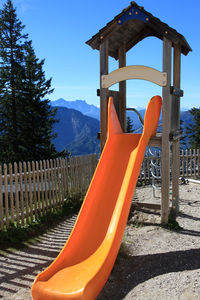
43,160,48,210
4,164,9,228
161,38,172,224
75,157,80,193
180,149,184,177
36,161,41,216
193,149,196,177
50,159,55,210
102,65,167,89
189,149,192,177
53,159,58,208
23,162,29,224
56,159,61,207
14,162,20,227
197,149,200,177
60,159,65,204
46,160,52,210
149,133,162,147
100,40,109,152
32,161,38,219
69,157,75,194
63,158,68,198
9,163,14,223
39,161,45,215
28,162,33,222
91,154,97,176
186,149,189,178
118,44,126,132
0,165,4,230
19,162,24,226
134,202,161,210
171,44,181,214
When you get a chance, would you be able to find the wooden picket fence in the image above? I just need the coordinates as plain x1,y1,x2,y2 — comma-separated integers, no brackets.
0,154,97,230
1,149,199,230
138,148,200,185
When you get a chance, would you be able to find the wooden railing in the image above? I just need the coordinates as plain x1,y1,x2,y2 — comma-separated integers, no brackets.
0,154,98,230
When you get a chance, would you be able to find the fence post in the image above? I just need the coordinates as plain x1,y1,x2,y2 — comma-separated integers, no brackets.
39,160,45,215
36,161,41,216
28,162,33,222
50,159,55,210
9,163,14,224
4,163,9,228
32,161,38,220
46,160,52,210
0,165,4,230
23,161,29,224
43,160,48,211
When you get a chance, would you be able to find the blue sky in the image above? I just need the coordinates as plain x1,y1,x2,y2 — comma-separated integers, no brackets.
2,0,200,109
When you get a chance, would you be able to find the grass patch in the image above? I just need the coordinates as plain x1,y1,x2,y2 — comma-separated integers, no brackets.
0,193,84,250
162,215,182,231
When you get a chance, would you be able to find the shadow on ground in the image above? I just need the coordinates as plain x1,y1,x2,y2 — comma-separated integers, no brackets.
0,215,77,299
98,247,200,300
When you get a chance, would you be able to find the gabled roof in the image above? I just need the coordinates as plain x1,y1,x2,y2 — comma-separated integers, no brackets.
86,1,192,59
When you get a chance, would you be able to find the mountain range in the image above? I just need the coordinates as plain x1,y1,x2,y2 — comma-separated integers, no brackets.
52,106,100,156
50,99,194,155
51,98,100,120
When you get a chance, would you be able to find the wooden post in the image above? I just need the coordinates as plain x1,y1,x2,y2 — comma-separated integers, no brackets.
14,162,20,227
28,161,33,222
100,40,109,151
0,165,3,230
161,38,172,224
9,163,14,223
32,161,38,220
118,44,126,132
171,44,181,215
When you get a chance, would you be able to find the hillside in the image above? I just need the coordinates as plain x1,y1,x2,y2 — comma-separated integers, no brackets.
52,107,100,156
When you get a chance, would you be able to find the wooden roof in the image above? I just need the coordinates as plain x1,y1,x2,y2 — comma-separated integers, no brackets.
86,1,192,59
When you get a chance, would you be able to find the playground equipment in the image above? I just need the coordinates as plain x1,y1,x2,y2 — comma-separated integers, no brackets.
32,95,162,300
86,1,191,223
32,2,191,298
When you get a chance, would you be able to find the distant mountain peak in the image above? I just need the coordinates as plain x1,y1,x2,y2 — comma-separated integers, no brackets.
50,98,100,120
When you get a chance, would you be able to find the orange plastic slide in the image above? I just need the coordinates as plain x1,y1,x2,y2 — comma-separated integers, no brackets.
32,95,162,300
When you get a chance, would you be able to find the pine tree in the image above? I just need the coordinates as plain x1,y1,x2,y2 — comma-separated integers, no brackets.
186,107,200,149
19,41,58,161
0,0,28,163
0,0,58,163
126,116,134,133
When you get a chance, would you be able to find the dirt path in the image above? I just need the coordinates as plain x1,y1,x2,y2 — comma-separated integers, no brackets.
0,183,200,299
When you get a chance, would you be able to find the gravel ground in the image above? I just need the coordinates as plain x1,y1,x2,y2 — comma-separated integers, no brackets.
0,182,200,300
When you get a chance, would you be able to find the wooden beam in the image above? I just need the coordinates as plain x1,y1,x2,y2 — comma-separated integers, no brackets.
119,44,126,132
171,44,181,215
148,133,162,147
100,40,109,152
102,65,167,88
134,202,161,210
161,38,172,224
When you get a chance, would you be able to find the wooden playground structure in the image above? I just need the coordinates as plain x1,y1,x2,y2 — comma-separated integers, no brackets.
86,1,192,224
